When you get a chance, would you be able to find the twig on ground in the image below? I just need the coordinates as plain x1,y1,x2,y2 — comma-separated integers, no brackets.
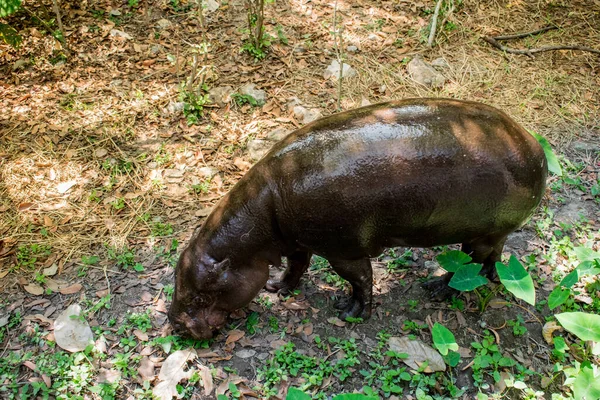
427,0,444,48
493,25,558,41
483,26,600,57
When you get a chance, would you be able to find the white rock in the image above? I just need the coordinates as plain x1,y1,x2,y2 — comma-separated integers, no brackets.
323,60,357,80
431,57,450,69
347,45,358,52
267,127,290,142
360,97,371,107
407,56,445,88
54,305,94,353
95,148,108,158
236,349,257,359
156,19,172,29
204,0,219,13
247,140,273,161
198,167,219,179
240,84,267,106
293,105,322,124
209,86,233,106
110,29,132,40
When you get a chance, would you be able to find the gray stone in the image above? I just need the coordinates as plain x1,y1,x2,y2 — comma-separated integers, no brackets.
323,60,357,80
156,19,172,29
431,57,450,69
165,101,185,115
572,141,600,153
236,349,257,359
247,139,274,161
110,29,132,40
240,84,267,106
293,105,322,124
209,86,233,106
150,45,163,55
407,56,445,88
347,45,358,53
286,97,302,109
198,167,219,179
554,201,590,225
204,0,220,13
267,128,290,142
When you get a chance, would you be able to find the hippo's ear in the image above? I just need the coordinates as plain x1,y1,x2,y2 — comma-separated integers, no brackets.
213,258,231,273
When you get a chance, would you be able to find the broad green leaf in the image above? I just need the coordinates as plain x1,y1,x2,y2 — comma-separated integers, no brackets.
548,287,570,310
560,270,580,288
529,130,562,176
332,394,379,400
559,261,600,289
432,323,459,356
573,365,600,400
576,260,600,276
495,255,535,305
0,22,21,47
443,351,461,368
0,0,21,17
436,250,472,273
449,263,487,291
553,336,568,354
286,388,311,400
574,247,600,262
556,312,600,342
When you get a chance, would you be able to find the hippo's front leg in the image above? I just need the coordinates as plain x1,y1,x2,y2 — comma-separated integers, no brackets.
330,258,373,320
266,251,312,294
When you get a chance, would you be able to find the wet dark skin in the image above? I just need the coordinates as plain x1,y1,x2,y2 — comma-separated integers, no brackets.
168,98,548,340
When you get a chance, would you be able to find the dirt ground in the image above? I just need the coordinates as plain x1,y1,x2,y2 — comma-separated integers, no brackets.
1,0,600,399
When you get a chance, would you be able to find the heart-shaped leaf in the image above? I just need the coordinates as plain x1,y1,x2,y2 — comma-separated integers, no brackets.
432,323,459,356
495,255,535,305
555,312,600,342
448,263,487,292
436,250,472,273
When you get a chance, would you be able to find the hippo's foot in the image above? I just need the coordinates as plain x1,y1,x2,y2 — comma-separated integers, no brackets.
265,279,294,295
422,277,458,301
335,296,371,321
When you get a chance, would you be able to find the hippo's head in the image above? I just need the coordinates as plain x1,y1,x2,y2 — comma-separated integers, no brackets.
168,245,268,340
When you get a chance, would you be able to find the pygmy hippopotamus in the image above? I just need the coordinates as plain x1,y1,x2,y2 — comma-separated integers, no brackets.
168,98,547,340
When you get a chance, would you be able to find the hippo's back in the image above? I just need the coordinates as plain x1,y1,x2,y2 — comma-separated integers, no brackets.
259,98,547,258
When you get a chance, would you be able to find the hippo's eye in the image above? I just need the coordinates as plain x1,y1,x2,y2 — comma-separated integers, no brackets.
193,294,213,307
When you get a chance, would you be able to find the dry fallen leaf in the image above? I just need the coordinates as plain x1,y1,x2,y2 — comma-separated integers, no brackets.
327,317,346,327
24,283,44,296
56,181,77,194
60,283,83,295
388,336,446,372
198,365,214,396
225,329,245,345
133,329,149,342
542,321,563,344
138,356,155,381
152,349,197,400
43,264,58,277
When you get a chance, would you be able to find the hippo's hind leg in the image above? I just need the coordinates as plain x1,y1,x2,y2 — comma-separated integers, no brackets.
423,235,507,301
265,251,312,294
329,258,373,320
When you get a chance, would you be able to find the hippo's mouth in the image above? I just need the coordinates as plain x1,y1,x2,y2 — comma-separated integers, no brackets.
169,308,228,340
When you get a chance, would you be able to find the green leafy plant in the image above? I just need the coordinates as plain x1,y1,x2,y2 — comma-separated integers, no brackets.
231,93,260,107
179,85,210,125
495,255,536,306
431,323,458,355
0,0,22,46
241,0,275,59
529,130,562,176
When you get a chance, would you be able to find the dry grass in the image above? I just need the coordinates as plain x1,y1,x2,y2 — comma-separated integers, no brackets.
0,0,599,287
